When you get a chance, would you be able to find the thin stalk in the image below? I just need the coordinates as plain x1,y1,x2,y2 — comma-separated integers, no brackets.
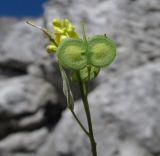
70,109,89,137
58,64,89,137
77,72,97,156
26,21,58,46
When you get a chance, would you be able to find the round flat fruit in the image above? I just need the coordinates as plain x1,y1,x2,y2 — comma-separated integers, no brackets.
57,39,88,70
88,35,116,68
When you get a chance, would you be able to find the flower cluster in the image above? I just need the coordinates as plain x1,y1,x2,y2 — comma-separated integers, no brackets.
27,18,116,81
46,19,79,53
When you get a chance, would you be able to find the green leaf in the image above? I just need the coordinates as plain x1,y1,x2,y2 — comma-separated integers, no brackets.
59,64,74,110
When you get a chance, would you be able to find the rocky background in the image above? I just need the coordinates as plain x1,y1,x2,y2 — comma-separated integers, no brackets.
0,0,160,156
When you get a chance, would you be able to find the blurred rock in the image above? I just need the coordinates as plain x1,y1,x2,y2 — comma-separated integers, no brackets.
0,18,18,42
0,19,47,69
38,62,160,156
0,0,160,155
0,75,57,118
0,75,60,156
44,0,160,82
0,128,48,153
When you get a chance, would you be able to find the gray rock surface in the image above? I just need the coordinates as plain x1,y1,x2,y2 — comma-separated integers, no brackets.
44,0,160,82
0,16,63,156
0,6,71,156
0,18,18,42
0,19,47,69
0,128,48,153
38,63,160,156
0,75,59,155
0,75,57,117
0,0,160,155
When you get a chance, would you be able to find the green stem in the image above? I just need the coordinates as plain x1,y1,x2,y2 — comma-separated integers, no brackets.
70,110,89,137
59,64,89,137
77,72,97,156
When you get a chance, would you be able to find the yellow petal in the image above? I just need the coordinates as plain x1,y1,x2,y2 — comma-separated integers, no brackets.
68,31,79,38
52,19,64,33
60,35,68,41
62,19,74,32
52,18,80,45
54,34,61,45
52,18,61,28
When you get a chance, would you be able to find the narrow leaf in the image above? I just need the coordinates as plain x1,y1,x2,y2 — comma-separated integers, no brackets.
59,64,74,110
26,21,57,46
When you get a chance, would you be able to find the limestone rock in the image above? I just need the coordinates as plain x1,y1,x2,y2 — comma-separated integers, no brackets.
0,0,160,155
0,128,48,153
0,75,57,118
45,0,160,82
0,75,59,146
0,19,48,70
38,63,160,156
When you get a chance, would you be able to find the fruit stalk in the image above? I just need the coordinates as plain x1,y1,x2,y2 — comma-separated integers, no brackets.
77,72,98,156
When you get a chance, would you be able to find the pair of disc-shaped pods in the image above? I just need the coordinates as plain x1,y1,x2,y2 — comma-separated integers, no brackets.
57,35,116,71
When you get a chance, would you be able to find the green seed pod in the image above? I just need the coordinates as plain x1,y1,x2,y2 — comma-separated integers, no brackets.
88,35,116,68
57,39,88,70
71,65,100,82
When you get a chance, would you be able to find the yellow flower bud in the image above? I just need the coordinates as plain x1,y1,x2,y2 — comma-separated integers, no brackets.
46,44,57,54
62,19,74,32
52,18,61,29
52,18,79,47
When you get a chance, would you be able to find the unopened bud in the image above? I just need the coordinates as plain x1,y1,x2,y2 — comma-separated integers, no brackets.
46,45,57,54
